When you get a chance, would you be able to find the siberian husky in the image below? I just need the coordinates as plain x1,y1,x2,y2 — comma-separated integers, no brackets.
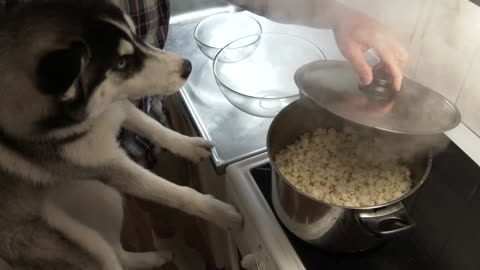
0,1,242,269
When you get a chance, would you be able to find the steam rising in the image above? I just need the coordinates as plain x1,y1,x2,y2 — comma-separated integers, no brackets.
342,123,450,165
289,97,451,167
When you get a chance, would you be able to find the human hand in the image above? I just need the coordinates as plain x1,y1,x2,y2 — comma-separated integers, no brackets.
332,4,408,91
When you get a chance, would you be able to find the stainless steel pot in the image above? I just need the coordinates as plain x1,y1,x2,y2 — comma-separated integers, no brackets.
267,97,433,252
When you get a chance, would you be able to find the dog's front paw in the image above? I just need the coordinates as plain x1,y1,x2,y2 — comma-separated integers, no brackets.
173,137,213,163
200,195,243,231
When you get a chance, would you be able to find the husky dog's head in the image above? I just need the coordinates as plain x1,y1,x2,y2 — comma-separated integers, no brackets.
0,0,191,139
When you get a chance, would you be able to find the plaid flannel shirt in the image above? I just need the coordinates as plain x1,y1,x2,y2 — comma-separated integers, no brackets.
1,0,172,168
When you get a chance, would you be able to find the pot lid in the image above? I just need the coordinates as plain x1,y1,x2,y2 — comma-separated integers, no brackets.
294,60,461,135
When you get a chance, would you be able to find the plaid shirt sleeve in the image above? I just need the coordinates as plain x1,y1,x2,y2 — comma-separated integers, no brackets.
116,0,170,49
2,0,173,169
115,0,173,168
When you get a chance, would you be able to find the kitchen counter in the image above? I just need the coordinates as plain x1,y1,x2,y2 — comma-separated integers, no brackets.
165,9,351,173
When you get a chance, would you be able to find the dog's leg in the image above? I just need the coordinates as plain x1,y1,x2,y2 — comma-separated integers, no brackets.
61,108,242,231
42,193,123,270
99,155,242,231
121,101,212,163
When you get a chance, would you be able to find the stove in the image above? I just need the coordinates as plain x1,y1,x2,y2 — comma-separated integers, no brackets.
225,141,480,270
251,164,432,270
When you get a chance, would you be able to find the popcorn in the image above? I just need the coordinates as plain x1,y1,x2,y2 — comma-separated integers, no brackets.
275,128,413,207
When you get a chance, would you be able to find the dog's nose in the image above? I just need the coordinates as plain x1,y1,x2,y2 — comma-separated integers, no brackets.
181,59,192,79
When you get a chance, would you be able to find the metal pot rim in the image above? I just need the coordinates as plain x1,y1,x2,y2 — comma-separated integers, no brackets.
266,98,433,210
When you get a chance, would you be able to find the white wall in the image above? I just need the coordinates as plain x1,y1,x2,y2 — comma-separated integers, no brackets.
341,0,480,136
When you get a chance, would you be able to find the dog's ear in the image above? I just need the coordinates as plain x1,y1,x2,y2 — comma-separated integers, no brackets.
36,41,88,99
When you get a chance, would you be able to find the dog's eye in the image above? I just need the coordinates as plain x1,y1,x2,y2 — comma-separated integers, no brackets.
114,56,128,71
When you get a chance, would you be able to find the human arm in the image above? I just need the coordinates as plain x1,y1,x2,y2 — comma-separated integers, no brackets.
226,0,408,90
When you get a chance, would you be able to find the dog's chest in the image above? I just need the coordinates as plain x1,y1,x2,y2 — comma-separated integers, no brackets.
61,103,127,167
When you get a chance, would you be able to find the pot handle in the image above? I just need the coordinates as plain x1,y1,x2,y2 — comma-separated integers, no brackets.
358,202,415,237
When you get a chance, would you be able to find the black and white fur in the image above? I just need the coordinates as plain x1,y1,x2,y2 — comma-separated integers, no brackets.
0,1,242,269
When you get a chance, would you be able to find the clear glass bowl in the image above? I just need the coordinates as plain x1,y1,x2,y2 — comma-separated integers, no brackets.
213,33,326,117
194,13,262,60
